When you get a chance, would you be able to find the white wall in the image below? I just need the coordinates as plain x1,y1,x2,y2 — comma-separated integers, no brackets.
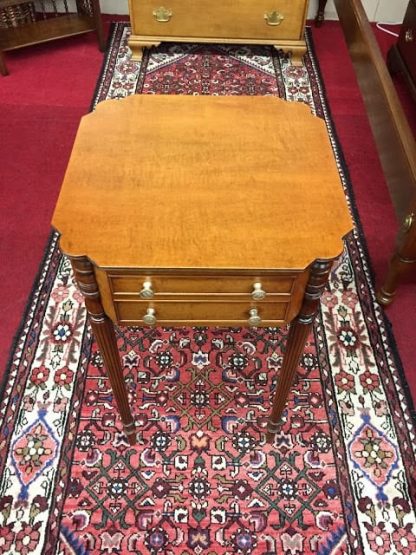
307,0,408,23
100,0,409,24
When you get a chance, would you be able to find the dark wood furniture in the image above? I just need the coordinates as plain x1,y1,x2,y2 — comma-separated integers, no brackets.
127,0,310,65
315,0,329,26
377,203,416,305
52,95,352,446
331,0,416,304
0,0,104,75
387,0,416,101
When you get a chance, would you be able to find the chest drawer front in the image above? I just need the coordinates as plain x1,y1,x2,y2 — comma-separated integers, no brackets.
115,299,288,325
130,0,306,41
108,273,305,297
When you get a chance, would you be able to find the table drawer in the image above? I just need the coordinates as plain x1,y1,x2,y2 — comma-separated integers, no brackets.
130,0,306,41
114,299,288,325
108,273,303,297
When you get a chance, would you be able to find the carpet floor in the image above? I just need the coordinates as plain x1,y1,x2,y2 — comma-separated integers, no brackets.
0,23,415,555
1,20,415,410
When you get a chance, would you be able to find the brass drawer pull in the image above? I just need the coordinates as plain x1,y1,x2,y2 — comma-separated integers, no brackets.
153,7,173,22
403,213,414,232
264,11,284,26
252,282,266,300
143,308,157,325
405,29,414,43
139,280,154,299
248,308,262,327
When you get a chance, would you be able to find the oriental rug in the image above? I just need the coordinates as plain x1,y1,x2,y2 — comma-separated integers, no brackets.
0,23,415,555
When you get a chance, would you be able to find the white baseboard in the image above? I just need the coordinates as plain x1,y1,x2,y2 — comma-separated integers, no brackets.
99,0,407,24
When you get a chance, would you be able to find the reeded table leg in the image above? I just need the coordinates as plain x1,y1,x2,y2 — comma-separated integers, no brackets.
267,259,332,442
377,211,416,306
315,0,328,27
70,255,137,445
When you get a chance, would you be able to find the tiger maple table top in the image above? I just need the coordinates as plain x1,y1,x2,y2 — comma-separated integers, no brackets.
52,95,353,270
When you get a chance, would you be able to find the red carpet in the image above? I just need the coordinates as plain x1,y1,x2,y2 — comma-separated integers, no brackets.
1,27,415,553
0,19,415,408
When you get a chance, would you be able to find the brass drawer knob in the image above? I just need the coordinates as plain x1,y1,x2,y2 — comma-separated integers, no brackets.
153,7,173,22
143,308,157,325
405,29,414,43
264,11,284,26
248,308,262,327
139,280,154,299
252,282,266,300
403,213,414,232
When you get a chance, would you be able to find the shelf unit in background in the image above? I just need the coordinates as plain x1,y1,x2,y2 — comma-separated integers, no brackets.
0,0,104,75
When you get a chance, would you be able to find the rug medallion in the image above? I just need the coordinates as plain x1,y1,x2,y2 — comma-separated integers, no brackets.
0,24,415,555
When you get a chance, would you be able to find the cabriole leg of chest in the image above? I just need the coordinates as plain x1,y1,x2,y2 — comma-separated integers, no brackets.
69,255,137,446
266,259,333,443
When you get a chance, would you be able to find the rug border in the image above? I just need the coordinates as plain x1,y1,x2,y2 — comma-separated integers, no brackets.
1,21,414,431
0,231,57,405
305,26,416,425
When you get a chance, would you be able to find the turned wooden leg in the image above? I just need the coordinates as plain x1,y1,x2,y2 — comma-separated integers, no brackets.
70,255,137,445
267,259,333,441
315,0,328,27
0,51,8,76
377,211,416,306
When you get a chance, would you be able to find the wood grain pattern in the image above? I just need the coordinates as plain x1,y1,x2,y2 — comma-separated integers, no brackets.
127,0,308,64
70,256,137,446
108,273,299,295
52,95,352,271
333,0,416,221
114,298,289,325
266,259,332,441
53,95,353,441
332,0,416,303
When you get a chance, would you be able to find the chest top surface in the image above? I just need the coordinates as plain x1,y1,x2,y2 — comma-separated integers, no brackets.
52,94,353,270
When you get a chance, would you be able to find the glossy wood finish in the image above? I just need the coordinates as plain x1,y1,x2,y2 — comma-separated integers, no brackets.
53,96,351,270
266,259,332,439
128,0,309,65
315,0,328,26
388,0,416,102
333,0,416,222
53,95,352,443
69,256,137,445
377,201,416,305
0,0,104,75
332,0,416,304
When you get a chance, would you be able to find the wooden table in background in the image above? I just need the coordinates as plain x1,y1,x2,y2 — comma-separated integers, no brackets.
52,95,352,445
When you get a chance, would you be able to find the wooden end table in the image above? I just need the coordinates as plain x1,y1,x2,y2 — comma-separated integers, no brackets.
52,95,352,446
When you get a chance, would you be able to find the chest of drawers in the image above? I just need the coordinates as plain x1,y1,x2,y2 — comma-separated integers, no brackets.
128,0,309,65
388,0,416,99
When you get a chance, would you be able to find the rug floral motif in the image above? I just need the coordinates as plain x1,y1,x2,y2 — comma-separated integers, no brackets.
0,24,415,555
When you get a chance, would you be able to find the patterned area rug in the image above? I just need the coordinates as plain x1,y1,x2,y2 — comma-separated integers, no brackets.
1,23,416,555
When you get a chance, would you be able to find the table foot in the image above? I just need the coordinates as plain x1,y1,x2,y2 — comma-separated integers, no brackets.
124,421,138,446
